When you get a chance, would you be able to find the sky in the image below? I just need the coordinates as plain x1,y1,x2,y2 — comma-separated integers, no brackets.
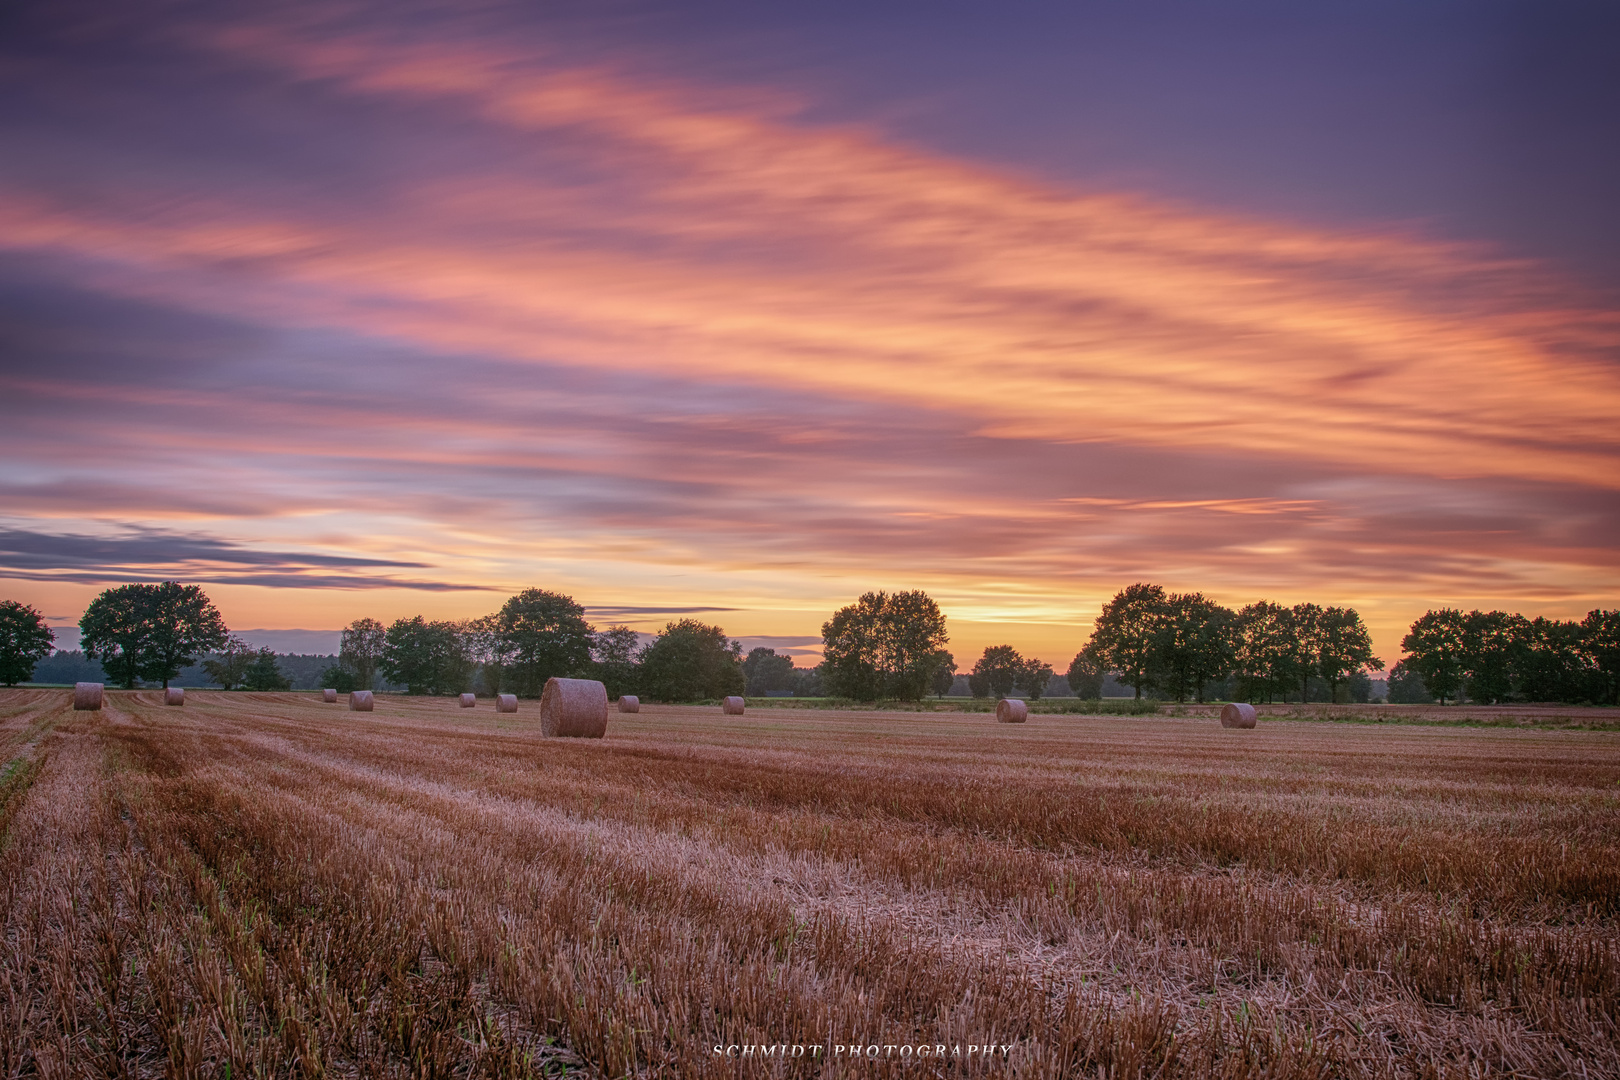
4,0,1619,670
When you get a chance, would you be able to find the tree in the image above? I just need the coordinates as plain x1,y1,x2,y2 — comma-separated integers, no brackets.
1064,645,1105,699
637,619,744,702
1459,610,1527,704
1017,655,1054,701
1400,609,1468,705
492,589,595,697
1316,607,1380,703
1286,603,1325,704
1515,617,1583,703
80,582,228,689
1156,593,1235,703
1386,660,1433,704
1088,584,1167,699
242,648,291,691
202,636,256,690
142,582,229,687
929,650,957,698
972,645,1024,699
317,662,360,693
820,590,950,701
380,617,468,695
1233,601,1294,702
340,618,387,692
0,601,55,686
742,647,796,696
1581,609,1620,705
594,625,641,700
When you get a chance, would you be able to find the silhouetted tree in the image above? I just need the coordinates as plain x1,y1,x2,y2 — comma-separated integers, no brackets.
742,646,796,696
493,589,595,697
972,645,1024,699
1233,601,1294,702
820,590,949,701
1157,592,1235,703
594,625,641,700
380,616,468,695
242,648,291,691
1400,609,1468,704
80,582,227,689
0,601,54,686
1064,644,1106,699
202,636,255,690
1316,606,1380,703
1582,609,1620,705
1088,584,1167,699
929,650,957,698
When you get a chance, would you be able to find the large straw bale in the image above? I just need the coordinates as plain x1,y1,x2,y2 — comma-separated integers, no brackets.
996,698,1028,723
322,688,338,703
164,687,184,706
349,690,374,712
459,692,476,708
541,677,608,738
73,682,104,711
496,693,518,713
722,696,745,715
617,695,640,713
1221,702,1258,728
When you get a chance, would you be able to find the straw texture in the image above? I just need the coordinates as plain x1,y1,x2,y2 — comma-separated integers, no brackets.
995,698,1028,723
322,688,338,703
617,695,640,713
459,693,476,708
496,694,518,714
164,688,184,706
1221,702,1258,728
722,696,745,715
541,677,608,738
349,690,374,712
73,682,103,711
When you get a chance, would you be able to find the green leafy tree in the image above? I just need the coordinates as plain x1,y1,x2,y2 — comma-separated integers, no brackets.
340,617,387,692
929,649,957,698
1516,617,1584,703
1581,609,1620,705
1285,603,1325,704
80,582,228,689
317,662,359,693
1156,592,1235,703
637,619,744,702
742,647,796,696
202,636,256,690
380,616,469,695
0,601,55,686
972,645,1024,699
1233,601,1294,702
1316,606,1380,703
1400,609,1468,705
242,648,291,691
493,589,596,697
820,590,950,701
1088,584,1167,699
1386,660,1433,703
593,625,642,700
1064,644,1106,700
1017,655,1054,700
1461,610,1527,704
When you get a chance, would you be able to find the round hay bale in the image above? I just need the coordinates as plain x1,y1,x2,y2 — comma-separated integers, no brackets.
541,678,608,738
617,695,640,713
73,682,104,711
349,690,374,712
1220,702,1257,729
996,698,1028,723
722,696,745,715
322,688,338,703
496,693,518,713
164,687,184,706
459,692,476,707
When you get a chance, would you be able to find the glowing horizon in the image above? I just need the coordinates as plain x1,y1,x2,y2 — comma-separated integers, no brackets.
3,5,1618,672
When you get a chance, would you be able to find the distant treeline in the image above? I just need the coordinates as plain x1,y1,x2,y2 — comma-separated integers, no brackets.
1393,608,1619,706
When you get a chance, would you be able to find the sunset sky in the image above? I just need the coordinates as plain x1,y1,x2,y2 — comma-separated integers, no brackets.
4,1,1618,669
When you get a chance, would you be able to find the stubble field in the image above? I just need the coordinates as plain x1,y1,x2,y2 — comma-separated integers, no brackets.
1,689,1617,1078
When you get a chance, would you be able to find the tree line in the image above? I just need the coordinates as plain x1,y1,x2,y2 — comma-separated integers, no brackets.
3,584,1617,707
1395,608,1620,705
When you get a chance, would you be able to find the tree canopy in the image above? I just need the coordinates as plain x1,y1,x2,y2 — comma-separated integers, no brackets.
492,589,595,697
637,619,743,702
820,590,950,701
0,601,55,686
79,582,228,689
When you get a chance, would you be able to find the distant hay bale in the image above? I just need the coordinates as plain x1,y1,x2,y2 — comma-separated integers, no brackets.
164,687,184,706
996,698,1028,723
1221,702,1258,729
459,692,476,708
73,682,104,711
349,690,374,712
722,696,745,715
617,695,640,713
541,678,608,738
496,694,518,713
323,688,338,703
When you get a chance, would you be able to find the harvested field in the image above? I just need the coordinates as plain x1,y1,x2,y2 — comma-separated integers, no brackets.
1,689,1617,1078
